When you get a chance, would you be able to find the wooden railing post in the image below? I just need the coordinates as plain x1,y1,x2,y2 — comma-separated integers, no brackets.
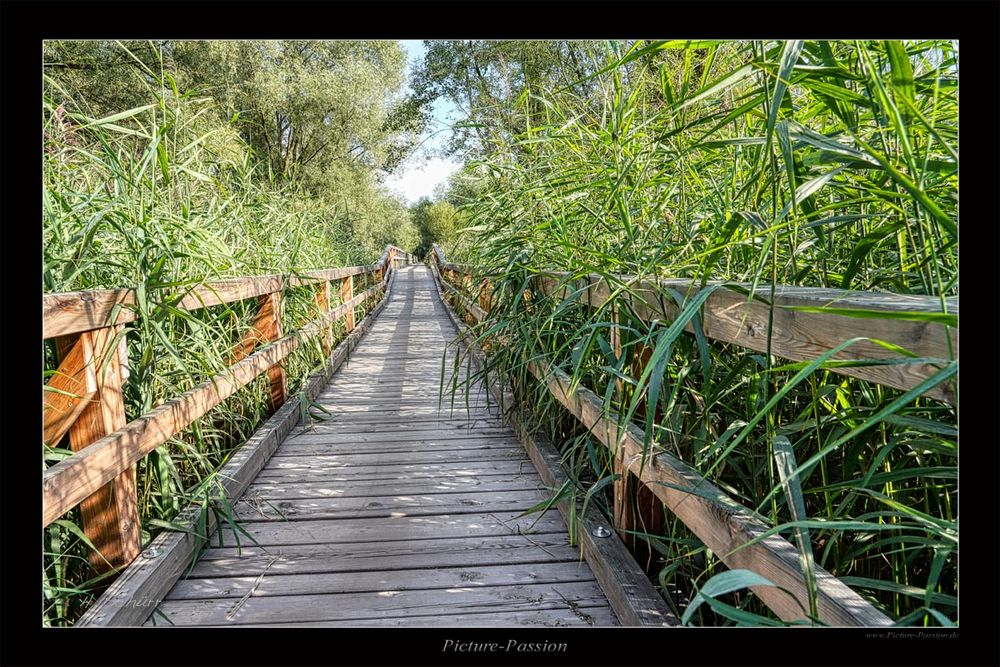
232,292,287,413
314,281,332,357
44,334,97,448
341,275,355,333
55,326,141,574
478,278,493,313
263,292,287,412
609,302,663,568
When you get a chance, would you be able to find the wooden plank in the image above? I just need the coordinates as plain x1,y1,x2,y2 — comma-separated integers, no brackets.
230,292,287,413
188,534,580,576
61,326,141,573
192,532,573,565
166,562,596,601
254,459,540,481
282,422,508,437
272,436,525,453
529,356,892,626
183,607,618,627
77,279,396,626
266,452,530,470
44,333,97,446
43,287,379,527
232,489,551,521
273,438,527,456
284,424,509,439
245,474,545,499
267,448,528,466
211,511,567,548
262,292,287,411
151,581,611,626
431,258,676,627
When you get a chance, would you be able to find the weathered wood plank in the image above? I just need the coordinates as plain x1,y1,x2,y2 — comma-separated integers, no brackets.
267,449,530,467
191,533,576,568
244,474,545,499
151,580,610,625
43,267,374,339
167,562,596,601
272,439,529,458
254,459,540,481
535,274,956,402
283,422,508,436
211,510,566,548
233,488,551,521
274,431,519,446
184,607,617,627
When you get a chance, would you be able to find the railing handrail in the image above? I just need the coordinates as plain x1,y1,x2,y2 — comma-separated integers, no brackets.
44,245,418,340
429,245,957,402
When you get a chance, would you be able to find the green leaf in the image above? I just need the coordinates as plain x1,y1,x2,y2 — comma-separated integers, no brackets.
156,140,170,185
765,40,804,149
681,569,778,625
884,41,916,120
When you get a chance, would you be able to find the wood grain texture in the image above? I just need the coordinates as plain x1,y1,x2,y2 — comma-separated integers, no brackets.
340,274,355,333
314,280,332,357
151,581,611,626
166,561,597,600
44,333,97,447
179,607,617,627
60,326,141,573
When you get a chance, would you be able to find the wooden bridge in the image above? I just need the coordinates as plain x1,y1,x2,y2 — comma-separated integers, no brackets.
42,244,956,627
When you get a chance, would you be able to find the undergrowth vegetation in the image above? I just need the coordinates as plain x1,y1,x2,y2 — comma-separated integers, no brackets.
437,40,957,626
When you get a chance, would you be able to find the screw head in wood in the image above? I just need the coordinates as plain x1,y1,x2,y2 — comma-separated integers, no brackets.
591,525,612,538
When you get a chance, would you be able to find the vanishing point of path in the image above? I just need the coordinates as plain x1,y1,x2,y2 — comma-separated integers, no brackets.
147,265,619,627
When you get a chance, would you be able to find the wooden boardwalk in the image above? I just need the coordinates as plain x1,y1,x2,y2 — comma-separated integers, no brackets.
148,266,618,627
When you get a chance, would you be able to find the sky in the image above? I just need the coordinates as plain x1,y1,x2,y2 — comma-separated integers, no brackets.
382,41,464,204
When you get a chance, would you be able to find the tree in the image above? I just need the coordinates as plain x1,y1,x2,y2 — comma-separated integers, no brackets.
43,39,429,257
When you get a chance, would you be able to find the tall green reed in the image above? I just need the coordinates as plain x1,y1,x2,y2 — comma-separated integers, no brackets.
446,39,956,626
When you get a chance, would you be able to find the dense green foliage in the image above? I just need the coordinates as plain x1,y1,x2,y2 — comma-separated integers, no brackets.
42,40,423,625
427,40,958,626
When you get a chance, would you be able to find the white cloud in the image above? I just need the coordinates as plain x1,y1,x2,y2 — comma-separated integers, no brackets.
384,156,461,204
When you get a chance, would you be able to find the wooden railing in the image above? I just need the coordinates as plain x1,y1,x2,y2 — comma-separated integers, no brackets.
431,243,958,627
42,245,415,574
